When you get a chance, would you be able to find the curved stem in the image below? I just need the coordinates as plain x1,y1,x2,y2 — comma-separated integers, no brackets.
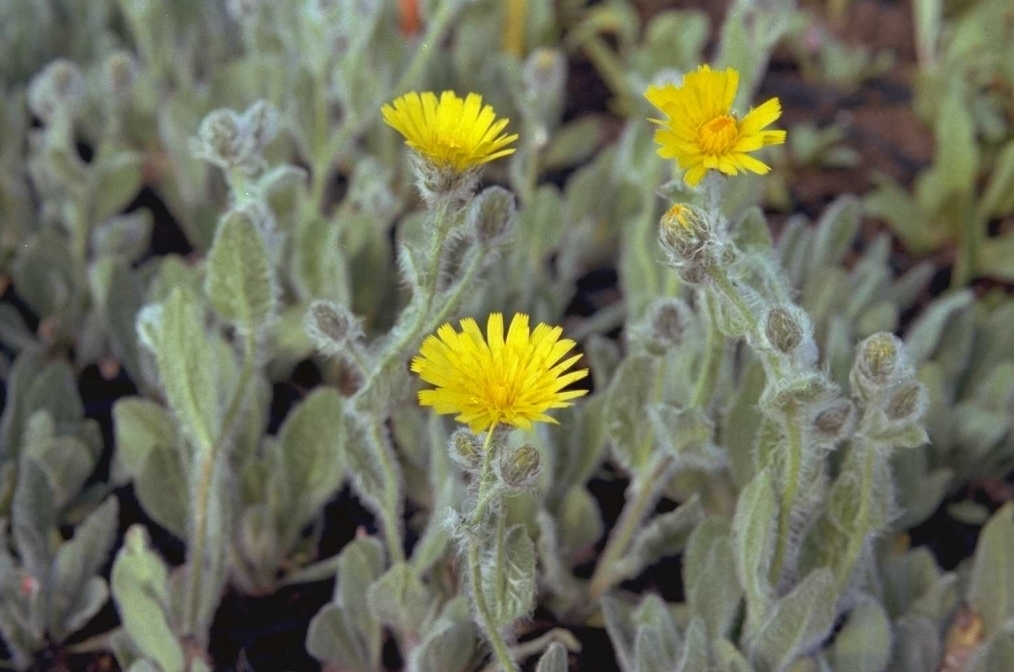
691,294,723,408
836,443,875,594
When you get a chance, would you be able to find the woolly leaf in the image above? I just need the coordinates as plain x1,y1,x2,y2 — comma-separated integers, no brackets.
204,206,277,332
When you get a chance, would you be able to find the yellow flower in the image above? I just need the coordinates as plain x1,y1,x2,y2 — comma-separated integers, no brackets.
381,91,519,173
411,312,589,433
645,65,786,187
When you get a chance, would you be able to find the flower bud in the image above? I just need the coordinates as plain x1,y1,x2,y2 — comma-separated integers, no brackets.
28,59,85,123
498,443,541,490
851,332,909,399
659,203,710,259
812,398,855,444
885,381,926,421
761,372,838,415
764,305,818,366
191,100,279,174
305,299,364,359
448,428,483,472
645,298,689,353
468,186,517,248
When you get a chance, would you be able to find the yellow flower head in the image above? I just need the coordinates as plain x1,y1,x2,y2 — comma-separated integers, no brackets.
645,65,786,187
381,91,519,173
411,312,589,433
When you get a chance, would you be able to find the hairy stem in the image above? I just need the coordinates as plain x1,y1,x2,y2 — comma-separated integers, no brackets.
770,403,803,583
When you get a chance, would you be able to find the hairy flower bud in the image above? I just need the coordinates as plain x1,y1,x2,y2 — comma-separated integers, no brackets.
468,186,517,248
852,332,909,399
764,305,818,367
305,299,364,359
448,428,483,472
658,203,718,285
498,443,541,490
812,398,855,444
28,59,85,123
191,100,279,174
885,380,927,421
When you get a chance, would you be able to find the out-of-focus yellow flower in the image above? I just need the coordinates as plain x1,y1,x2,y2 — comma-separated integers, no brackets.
645,65,786,187
411,312,588,433
381,91,518,173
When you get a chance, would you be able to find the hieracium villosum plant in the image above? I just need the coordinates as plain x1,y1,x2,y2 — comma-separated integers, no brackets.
1,2,1014,672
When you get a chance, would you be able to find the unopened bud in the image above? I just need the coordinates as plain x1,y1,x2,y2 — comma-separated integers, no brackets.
498,443,541,489
766,306,802,353
28,59,85,123
448,428,483,472
886,381,926,421
852,332,908,398
812,398,855,443
762,373,837,415
658,204,716,286
645,298,689,353
468,186,517,247
305,299,363,358
103,51,137,99
191,100,278,174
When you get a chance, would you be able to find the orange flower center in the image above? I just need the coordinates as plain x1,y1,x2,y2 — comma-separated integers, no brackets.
698,115,738,155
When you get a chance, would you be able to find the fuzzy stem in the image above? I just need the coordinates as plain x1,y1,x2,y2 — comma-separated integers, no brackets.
691,293,723,408
835,442,876,594
467,429,518,672
770,402,803,583
367,420,407,564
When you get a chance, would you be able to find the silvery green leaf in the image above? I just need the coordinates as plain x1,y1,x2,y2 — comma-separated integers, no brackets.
482,524,536,626
723,359,765,487
535,642,569,672
602,595,636,672
305,603,374,672
12,456,55,577
687,533,742,640
713,638,753,672
150,288,220,452
535,510,581,607
632,594,681,672
292,213,350,305
25,359,84,431
11,231,85,319
22,414,94,509
91,211,153,262
556,485,603,555
809,196,860,275
367,563,434,636
903,290,974,367
204,206,277,332
90,150,144,224
104,261,147,385
111,526,185,672
409,607,477,672
828,596,891,672
112,398,177,483
676,617,709,672
336,537,384,652
48,497,118,639
616,495,703,582
343,413,396,520
277,388,345,526
731,469,777,629
967,503,1014,637
748,569,837,672
61,576,109,637
136,445,187,539
886,262,934,311
650,404,724,471
605,354,655,471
